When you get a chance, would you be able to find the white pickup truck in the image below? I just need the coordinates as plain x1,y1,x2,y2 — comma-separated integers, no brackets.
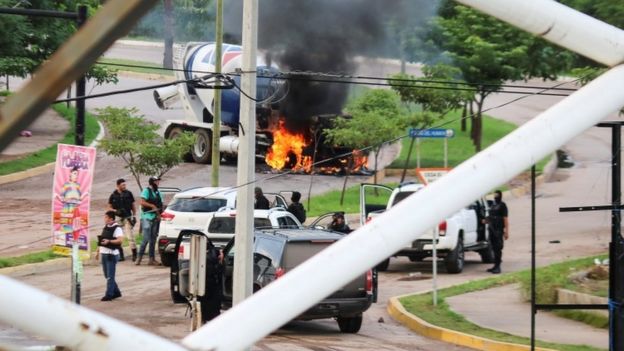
359,182,493,273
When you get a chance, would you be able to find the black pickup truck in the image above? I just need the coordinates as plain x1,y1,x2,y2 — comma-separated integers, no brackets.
170,227,377,333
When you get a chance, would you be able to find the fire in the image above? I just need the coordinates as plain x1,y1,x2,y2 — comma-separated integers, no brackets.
317,150,368,174
265,119,312,172
351,150,368,172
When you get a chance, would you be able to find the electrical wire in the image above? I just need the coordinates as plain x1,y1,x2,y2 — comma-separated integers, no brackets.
97,61,578,93
52,73,229,104
185,75,586,203
55,69,574,104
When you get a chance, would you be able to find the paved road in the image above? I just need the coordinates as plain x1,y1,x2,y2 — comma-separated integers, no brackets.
1,41,617,349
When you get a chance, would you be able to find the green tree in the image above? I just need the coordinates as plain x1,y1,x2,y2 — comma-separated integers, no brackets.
425,4,573,151
390,63,470,119
97,107,195,190
389,63,471,177
325,89,409,185
0,1,117,89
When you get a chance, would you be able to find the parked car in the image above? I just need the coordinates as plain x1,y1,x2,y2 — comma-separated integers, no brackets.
157,187,237,266
204,207,302,248
158,187,292,267
170,227,377,333
360,182,492,273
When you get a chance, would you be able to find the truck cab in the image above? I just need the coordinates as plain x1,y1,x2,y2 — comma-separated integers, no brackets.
360,182,492,273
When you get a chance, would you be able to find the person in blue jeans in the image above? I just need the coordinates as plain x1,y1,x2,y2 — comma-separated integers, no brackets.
136,176,164,266
96,210,124,301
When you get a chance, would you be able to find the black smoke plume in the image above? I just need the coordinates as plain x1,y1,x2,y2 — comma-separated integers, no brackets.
224,1,438,131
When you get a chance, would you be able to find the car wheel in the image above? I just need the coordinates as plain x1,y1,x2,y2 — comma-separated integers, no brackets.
445,238,464,274
478,243,495,264
337,314,362,333
375,258,390,272
160,252,175,267
167,127,193,162
192,129,212,164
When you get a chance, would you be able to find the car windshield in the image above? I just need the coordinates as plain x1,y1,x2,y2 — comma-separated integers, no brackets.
168,197,227,213
208,217,273,233
391,191,415,206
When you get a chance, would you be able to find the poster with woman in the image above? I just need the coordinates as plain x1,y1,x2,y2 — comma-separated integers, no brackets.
51,144,96,257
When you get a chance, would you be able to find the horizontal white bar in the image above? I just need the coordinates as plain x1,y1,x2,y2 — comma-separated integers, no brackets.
0,276,186,351
456,0,624,67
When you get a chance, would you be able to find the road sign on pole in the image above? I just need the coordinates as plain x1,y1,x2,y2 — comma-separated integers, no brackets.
409,128,455,139
409,128,454,167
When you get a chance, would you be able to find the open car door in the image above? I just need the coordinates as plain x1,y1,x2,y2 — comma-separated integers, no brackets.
170,229,209,304
359,183,393,226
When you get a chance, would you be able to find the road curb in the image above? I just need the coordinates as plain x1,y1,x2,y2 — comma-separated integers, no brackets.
0,257,70,278
0,120,105,186
387,295,557,351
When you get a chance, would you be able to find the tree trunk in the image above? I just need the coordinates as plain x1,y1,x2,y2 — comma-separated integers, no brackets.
163,0,174,69
469,98,477,148
473,94,486,152
339,157,353,206
461,100,468,132
374,147,380,185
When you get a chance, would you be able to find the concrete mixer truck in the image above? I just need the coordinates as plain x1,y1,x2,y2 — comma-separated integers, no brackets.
153,42,284,163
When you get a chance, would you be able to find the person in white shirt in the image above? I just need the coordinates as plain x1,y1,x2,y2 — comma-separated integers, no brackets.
96,210,124,301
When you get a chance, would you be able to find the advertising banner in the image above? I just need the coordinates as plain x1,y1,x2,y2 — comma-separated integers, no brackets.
51,144,96,259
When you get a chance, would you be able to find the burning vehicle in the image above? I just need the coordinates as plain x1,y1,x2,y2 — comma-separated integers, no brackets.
153,42,368,174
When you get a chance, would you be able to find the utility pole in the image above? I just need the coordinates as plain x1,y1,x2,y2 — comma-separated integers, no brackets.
232,0,257,308
71,5,87,305
74,5,87,147
211,0,223,186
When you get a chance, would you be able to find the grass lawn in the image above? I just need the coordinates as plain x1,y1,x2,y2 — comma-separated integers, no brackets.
305,113,552,217
399,255,608,351
389,111,516,169
0,249,62,269
306,182,397,217
0,103,100,176
96,57,173,77
389,111,552,174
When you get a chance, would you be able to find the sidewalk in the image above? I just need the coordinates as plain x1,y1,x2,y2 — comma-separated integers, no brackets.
0,108,69,163
446,284,608,349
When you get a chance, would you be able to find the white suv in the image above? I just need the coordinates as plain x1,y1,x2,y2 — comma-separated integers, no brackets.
158,187,237,266
204,207,303,248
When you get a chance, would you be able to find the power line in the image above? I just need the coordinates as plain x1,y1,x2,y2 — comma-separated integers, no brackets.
95,61,579,93
56,66,573,104
190,75,586,201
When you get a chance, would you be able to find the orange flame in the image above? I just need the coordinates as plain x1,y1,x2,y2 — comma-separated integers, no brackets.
265,119,312,172
351,150,368,172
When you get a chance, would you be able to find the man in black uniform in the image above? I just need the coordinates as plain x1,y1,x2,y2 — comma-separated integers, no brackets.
200,242,224,323
486,190,509,274
108,178,137,261
329,212,351,234
287,191,306,224
254,187,270,210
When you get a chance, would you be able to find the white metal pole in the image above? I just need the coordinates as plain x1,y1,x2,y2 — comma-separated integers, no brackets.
444,138,448,168
0,276,186,351
183,65,624,351
232,0,257,307
432,226,438,306
416,138,420,170
455,0,624,67
71,241,80,304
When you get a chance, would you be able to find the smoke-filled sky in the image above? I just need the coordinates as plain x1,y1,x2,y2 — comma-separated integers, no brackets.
224,0,439,130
